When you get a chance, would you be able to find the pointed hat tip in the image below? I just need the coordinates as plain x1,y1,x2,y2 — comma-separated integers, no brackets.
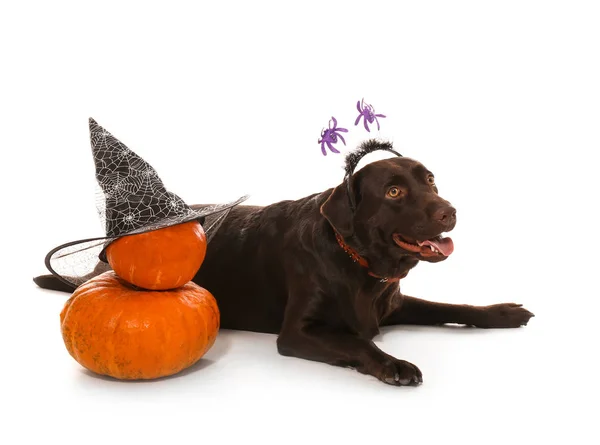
89,117,98,127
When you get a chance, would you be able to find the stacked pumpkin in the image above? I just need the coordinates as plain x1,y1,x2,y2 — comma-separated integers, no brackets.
60,221,219,380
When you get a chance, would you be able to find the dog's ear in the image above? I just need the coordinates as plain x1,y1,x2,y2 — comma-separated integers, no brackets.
320,183,355,238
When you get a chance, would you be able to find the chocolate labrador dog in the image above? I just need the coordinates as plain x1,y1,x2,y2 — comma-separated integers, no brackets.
35,140,533,385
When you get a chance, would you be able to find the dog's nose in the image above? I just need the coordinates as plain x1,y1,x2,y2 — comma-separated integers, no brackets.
433,206,456,225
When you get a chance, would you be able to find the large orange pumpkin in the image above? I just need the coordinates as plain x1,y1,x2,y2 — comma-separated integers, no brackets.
106,220,206,290
60,271,219,380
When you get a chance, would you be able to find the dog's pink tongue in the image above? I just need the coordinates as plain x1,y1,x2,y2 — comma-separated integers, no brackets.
420,237,454,256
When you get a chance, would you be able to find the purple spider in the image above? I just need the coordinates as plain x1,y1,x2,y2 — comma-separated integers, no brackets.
354,98,386,132
318,117,348,156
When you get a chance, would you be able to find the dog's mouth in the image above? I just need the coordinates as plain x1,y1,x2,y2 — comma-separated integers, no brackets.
393,234,454,258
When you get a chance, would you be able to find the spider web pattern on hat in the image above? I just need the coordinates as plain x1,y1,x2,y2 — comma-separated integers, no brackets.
45,118,248,288
91,118,204,237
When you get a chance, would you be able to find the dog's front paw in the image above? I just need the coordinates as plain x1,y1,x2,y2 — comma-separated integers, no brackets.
476,303,534,328
377,358,423,386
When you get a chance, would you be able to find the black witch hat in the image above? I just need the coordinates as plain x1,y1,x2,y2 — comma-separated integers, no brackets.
44,118,248,288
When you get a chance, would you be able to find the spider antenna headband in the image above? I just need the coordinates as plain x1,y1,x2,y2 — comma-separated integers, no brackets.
317,98,385,156
344,140,402,212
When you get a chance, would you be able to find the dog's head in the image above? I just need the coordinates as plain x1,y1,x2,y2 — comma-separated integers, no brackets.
321,142,456,275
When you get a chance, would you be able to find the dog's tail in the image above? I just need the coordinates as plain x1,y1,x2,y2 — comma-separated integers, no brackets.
33,274,77,293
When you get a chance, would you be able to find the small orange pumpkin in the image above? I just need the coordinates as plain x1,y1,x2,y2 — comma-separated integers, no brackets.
60,271,219,380
106,220,206,290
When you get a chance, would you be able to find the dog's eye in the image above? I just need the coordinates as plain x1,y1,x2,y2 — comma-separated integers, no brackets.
427,176,435,186
386,187,403,198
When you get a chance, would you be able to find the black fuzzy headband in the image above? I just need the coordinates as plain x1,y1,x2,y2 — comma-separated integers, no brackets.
344,140,403,212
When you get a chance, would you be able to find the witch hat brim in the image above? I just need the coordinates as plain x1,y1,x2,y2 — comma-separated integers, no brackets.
43,118,249,288
45,196,247,288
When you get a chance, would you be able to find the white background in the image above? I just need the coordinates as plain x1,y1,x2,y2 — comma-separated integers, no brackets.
1,1,598,444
